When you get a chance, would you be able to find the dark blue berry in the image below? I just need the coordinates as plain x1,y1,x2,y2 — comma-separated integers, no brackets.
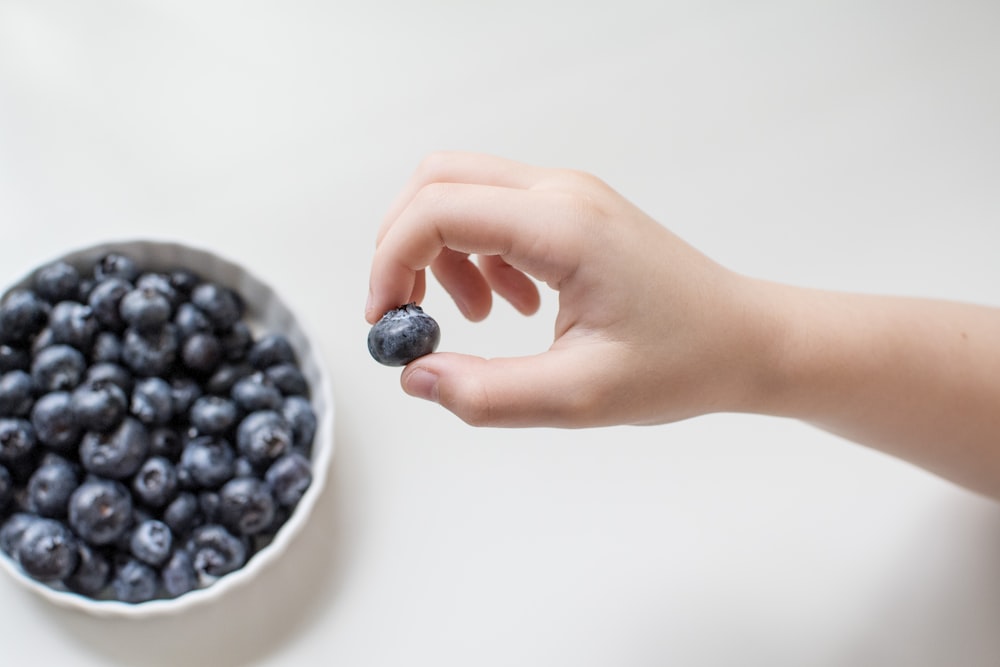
181,332,222,374
132,456,177,508
30,391,80,451
79,417,150,479
190,283,242,330
219,321,252,361
231,372,282,412
72,378,128,432
0,370,35,417
265,363,309,397
188,524,247,579
367,303,440,366
0,463,12,508
248,334,297,369
0,418,36,463
236,410,292,467
31,344,86,392
16,516,79,581
34,261,81,304
169,376,202,415
120,287,172,333
0,345,30,373
179,436,235,489
205,362,253,395
265,452,312,508
162,491,199,536
66,541,111,596
94,253,140,283
282,395,317,451
87,277,132,331
85,361,133,394
0,512,35,556
135,272,179,308
90,331,123,363
0,290,49,345
189,395,238,436
130,376,173,425
162,549,197,598
48,301,99,351
149,426,182,460
68,478,133,546
174,302,212,338
129,519,172,567
26,455,78,517
217,476,276,536
112,558,158,603
121,324,178,377
169,269,200,296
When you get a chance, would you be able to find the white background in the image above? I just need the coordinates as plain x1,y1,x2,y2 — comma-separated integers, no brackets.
1,1,1000,665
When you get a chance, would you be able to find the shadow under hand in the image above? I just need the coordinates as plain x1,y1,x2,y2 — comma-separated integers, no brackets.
837,493,1000,667
42,421,357,667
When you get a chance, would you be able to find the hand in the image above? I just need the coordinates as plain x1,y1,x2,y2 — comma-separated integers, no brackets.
366,152,775,427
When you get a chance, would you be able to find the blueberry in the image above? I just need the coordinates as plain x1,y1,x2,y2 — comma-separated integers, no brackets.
281,395,317,451
0,512,35,556
231,372,282,412
68,478,133,546
169,376,202,416
120,286,172,333
367,303,440,366
217,477,276,536
265,363,309,397
0,345,30,373
248,334,297,369
135,272,179,308
0,418,36,463
265,452,312,508
90,331,123,363
129,518,173,567
149,426,182,460
87,277,132,331
0,370,35,417
190,283,242,330
174,302,212,339
121,324,178,377
236,410,292,467
34,261,82,304
66,541,111,596
188,524,247,580
198,490,221,523
26,455,79,517
205,362,253,395
16,516,79,581
219,321,252,361
162,549,197,598
130,376,174,425
72,378,128,432
233,457,255,478
94,253,140,283
31,344,86,392
0,463,12,508
48,301,99,351
30,391,81,451
112,558,158,603
169,269,200,297
189,395,238,436
132,456,178,508
85,361,133,394
179,435,235,489
0,290,49,345
79,417,150,479
181,332,222,374
162,491,200,536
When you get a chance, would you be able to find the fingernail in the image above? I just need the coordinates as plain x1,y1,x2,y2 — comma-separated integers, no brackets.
405,367,439,403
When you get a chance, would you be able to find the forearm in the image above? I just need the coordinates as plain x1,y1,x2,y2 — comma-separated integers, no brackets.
748,280,1000,498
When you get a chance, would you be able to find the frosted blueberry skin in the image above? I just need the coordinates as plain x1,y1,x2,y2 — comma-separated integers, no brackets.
367,303,441,367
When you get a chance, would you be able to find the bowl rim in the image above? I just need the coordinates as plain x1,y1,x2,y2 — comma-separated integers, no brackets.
0,238,336,618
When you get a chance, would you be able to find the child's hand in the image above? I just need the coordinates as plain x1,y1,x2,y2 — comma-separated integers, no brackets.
366,152,775,427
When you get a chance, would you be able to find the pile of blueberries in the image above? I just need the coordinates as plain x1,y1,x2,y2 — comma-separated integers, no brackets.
0,252,316,604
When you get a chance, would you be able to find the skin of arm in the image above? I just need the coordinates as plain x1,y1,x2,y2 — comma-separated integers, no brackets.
367,152,1000,499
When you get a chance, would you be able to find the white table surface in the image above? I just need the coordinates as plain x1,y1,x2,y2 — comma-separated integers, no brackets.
1,1,999,665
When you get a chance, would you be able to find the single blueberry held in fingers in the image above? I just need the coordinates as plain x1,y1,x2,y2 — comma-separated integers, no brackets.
368,303,441,366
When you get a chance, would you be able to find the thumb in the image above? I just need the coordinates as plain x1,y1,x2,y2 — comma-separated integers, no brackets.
400,349,609,428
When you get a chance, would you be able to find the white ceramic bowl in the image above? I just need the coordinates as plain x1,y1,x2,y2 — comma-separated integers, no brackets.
0,239,335,618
